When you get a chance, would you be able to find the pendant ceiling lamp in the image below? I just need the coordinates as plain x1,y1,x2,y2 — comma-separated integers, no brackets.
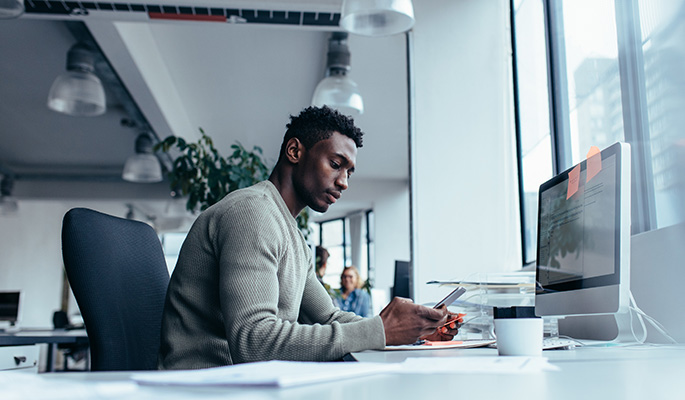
0,0,24,19
340,0,415,36
47,42,106,117
311,32,363,116
122,133,163,183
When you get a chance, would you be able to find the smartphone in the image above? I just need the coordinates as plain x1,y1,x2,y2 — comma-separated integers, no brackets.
434,286,466,308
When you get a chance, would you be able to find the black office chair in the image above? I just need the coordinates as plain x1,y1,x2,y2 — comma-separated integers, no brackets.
61,208,170,371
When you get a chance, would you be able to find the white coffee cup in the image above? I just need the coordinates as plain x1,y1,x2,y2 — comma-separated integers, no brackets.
494,317,543,356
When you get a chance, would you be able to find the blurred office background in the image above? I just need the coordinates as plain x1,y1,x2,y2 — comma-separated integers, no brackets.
0,0,683,349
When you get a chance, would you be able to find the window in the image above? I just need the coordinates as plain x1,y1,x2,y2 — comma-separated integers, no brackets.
637,0,685,228
512,0,554,263
311,210,374,290
320,218,349,288
556,0,624,161
513,0,685,264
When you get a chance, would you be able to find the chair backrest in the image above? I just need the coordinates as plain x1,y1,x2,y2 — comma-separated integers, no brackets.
61,207,170,371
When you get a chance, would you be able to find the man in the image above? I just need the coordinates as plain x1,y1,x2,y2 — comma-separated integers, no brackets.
158,106,456,369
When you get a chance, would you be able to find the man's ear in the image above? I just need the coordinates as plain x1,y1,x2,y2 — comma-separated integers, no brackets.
285,137,304,164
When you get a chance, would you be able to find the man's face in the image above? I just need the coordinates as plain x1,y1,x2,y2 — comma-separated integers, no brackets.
293,131,357,214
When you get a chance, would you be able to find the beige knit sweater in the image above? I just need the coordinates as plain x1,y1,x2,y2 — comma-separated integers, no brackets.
158,181,385,369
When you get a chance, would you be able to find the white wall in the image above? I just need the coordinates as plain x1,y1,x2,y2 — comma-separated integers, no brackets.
372,181,410,309
629,223,685,343
0,202,65,328
411,0,522,304
0,201,132,327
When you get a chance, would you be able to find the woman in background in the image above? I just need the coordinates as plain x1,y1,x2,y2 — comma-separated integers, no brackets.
332,266,371,318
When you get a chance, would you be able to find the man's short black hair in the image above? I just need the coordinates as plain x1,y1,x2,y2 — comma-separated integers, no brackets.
278,106,363,162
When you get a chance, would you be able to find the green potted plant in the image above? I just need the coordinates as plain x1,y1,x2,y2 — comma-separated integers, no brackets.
155,128,312,239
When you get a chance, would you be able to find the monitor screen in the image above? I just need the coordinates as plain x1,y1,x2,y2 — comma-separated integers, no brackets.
392,261,412,300
535,142,631,320
0,291,20,324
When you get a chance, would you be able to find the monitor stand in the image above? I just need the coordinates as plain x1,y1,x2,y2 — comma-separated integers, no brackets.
557,312,637,344
612,311,638,343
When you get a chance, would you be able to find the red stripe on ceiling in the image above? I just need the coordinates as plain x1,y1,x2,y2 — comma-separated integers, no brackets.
148,12,227,22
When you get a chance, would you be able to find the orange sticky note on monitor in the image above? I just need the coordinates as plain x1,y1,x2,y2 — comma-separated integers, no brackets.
586,146,602,183
567,164,580,199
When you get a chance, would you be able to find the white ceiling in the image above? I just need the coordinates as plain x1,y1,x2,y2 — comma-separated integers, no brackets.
0,1,408,223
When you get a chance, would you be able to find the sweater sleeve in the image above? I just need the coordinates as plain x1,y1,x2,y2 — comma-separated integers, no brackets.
215,199,385,364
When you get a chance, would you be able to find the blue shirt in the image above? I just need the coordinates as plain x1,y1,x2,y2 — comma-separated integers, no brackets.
332,288,372,318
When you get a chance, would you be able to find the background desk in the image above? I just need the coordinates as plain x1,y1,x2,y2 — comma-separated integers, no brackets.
0,329,88,372
9,344,685,399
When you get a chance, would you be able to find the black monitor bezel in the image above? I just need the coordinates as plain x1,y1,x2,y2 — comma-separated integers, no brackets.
535,142,624,295
0,291,21,323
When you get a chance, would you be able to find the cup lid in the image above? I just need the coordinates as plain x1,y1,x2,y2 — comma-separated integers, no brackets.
493,306,537,319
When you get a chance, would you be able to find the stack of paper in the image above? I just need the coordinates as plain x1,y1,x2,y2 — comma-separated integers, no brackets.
132,360,401,388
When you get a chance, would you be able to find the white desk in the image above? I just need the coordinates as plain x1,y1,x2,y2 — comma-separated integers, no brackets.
0,329,88,372
7,344,685,400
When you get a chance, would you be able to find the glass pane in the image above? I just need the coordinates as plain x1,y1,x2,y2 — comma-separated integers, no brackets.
321,219,344,247
358,217,368,283
159,232,187,274
560,0,624,164
309,221,321,247
514,0,554,263
638,0,685,228
521,137,554,263
344,218,351,266
321,219,345,288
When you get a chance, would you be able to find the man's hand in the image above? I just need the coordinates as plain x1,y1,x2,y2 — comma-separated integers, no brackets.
379,297,450,345
420,307,464,342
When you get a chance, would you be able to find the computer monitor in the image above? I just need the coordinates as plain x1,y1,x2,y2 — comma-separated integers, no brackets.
0,291,21,327
392,260,412,300
535,142,631,341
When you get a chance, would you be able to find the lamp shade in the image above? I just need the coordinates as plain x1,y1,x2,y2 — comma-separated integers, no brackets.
122,134,163,183
311,32,364,116
47,71,106,116
340,0,415,36
47,42,106,117
311,73,364,116
0,0,23,19
122,154,163,183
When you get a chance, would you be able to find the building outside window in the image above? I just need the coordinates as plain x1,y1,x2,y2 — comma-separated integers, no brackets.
512,0,685,264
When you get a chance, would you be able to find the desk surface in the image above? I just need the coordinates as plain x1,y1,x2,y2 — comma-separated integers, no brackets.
0,329,88,346
6,344,685,400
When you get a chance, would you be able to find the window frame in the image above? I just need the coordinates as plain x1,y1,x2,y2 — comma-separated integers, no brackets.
512,0,669,266
313,209,374,287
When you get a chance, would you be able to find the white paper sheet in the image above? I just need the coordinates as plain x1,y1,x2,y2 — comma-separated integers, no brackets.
1,371,140,400
398,356,559,374
132,360,401,388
